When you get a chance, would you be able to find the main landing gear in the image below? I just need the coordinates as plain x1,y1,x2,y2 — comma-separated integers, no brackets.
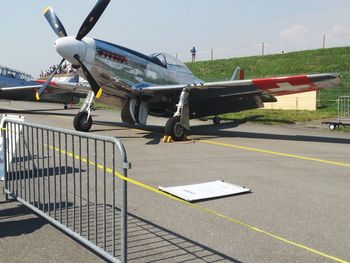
163,85,222,142
164,87,190,141
165,116,186,141
73,91,94,132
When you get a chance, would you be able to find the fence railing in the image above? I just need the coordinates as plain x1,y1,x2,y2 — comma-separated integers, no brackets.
2,119,130,263
176,33,350,63
338,96,350,123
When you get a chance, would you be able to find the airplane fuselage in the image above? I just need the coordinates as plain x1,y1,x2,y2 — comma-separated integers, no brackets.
43,0,341,139
59,37,260,120
62,37,201,96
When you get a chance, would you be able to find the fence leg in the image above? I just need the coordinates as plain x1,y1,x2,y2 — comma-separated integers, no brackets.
2,124,8,202
2,185,8,202
121,166,128,263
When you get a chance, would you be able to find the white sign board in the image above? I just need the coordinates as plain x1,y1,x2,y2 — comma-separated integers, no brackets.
159,180,250,202
0,114,25,181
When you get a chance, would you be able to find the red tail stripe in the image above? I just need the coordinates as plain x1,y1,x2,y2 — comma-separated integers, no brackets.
252,75,312,91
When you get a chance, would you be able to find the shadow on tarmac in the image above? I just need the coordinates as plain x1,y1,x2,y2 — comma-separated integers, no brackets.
7,166,84,180
94,119,350,145
0,203,47,238
0,108,78,117
192,122,350,145
0,199,242,262
125,209,243,262
3,106,349,145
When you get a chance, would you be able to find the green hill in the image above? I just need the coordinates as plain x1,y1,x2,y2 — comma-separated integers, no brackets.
186,47,350,125
187,46,350,81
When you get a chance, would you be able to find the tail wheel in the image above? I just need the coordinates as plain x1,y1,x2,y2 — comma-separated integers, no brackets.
165,116,186,141
73,111,92,132
329,124,335,130
213,116,221,125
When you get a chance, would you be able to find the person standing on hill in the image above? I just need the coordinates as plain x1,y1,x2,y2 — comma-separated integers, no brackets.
190,46,197,62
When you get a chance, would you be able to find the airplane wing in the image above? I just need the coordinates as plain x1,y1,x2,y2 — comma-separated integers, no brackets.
35,79,90,94
136,73,341,97
0,84,42,91
0,80,89,94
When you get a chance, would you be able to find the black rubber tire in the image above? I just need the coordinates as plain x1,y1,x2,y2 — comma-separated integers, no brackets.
164,116,186,141
121,100,135,125
73,111,92,132
64,105,68,110
213,116,221,125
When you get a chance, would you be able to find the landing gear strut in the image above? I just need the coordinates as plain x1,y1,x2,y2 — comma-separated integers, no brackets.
73,91,94,132
164,87,190,141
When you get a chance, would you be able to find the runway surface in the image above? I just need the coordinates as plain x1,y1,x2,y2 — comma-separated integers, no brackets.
1,100,350,263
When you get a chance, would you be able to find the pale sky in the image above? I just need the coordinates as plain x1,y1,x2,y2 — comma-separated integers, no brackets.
1,0,350,77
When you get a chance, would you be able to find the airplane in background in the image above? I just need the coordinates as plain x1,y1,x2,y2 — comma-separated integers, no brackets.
0,65,87,109
37,0,341,141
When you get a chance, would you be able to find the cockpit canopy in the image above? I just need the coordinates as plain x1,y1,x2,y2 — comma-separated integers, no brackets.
150,53,192,73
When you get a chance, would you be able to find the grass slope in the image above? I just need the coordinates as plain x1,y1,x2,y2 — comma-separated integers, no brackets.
187,46,350,125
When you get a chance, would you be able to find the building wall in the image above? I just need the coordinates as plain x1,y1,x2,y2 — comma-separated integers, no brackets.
263,91,317,111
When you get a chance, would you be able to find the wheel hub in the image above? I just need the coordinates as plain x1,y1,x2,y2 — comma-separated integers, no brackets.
174,122,184,138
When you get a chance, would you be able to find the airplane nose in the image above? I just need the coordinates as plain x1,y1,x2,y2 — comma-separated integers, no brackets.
54,36,87,65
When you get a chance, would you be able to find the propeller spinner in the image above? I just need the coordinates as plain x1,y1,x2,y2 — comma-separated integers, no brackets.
36,0,110,101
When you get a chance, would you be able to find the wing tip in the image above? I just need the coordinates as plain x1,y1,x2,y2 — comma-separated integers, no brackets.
43,6,52,15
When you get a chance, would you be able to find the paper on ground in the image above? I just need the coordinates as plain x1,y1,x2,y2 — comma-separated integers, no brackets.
159,180,250,202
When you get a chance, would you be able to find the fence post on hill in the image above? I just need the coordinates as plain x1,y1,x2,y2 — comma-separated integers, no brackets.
262,42,265,56
322,34,326,49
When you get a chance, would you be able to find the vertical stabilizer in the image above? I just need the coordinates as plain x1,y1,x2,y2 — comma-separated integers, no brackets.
231,66,245,80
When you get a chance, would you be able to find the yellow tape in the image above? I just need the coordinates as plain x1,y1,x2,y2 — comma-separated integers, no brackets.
46,144,349,263
1,128,21,134
201,140,350,168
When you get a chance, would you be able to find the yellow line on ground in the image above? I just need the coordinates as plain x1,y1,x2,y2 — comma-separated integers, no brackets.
200,139,350,168
127,127,350,168
47,144,349,263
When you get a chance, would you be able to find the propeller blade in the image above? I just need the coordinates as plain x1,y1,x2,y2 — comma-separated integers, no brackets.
74,55,102,99
36,58,65,101
43,7,68,38
76,0,111,41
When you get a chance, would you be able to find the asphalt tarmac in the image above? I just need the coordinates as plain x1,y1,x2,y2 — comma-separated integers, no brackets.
0,100,350,263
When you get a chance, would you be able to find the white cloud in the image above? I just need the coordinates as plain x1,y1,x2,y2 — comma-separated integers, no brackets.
279,25,309,41
332,25,350,35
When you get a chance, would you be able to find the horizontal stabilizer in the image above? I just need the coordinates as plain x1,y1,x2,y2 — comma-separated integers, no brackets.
252,73,341,96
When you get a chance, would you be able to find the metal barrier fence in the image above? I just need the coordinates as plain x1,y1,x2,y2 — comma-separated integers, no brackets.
2,119,129,263
338,96,350,123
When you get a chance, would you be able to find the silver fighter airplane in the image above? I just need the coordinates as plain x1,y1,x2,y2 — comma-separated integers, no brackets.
37,0,341,140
